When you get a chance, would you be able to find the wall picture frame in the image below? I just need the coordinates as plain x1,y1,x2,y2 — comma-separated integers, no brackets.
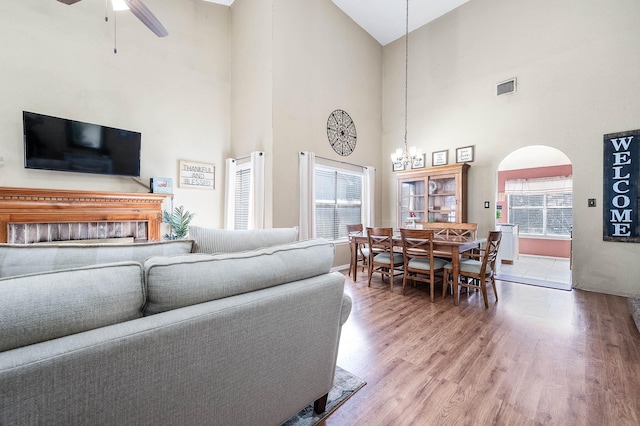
432,150,448,166
392,161,406,172
411,154,425,169
456,145,474,163
179,160,215,190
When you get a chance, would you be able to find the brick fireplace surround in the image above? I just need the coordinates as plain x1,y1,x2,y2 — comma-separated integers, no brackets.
0,187,169,244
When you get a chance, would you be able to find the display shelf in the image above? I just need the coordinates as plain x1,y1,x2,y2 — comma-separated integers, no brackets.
396,163,469,227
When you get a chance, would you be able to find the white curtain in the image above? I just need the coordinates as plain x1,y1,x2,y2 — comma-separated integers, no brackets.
505,176,572,194
249,151,265,229
363,166,376,228
223,158,237,230
298,151,316,240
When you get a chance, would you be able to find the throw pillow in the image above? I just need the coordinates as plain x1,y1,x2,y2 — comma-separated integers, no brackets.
0,262,144,352
188,226,298,254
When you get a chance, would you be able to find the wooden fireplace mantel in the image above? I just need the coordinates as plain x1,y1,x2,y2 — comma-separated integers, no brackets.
0,187,170,243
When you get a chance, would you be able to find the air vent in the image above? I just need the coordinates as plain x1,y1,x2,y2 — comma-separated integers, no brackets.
496,78,517,96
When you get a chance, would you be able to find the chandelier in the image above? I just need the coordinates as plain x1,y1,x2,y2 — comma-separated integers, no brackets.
390,0,420,167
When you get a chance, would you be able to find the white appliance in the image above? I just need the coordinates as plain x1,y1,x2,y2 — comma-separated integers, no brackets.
498,224,519,264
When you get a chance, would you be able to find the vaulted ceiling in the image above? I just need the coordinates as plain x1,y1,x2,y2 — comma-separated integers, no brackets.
203,0,470,45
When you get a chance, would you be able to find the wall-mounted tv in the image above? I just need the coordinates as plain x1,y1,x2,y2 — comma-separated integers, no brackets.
23,111,141,177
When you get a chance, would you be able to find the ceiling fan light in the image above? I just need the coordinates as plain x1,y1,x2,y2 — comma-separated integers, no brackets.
111,0,129,11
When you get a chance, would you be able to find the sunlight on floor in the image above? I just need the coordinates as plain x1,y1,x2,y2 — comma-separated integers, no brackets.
496,254,572,290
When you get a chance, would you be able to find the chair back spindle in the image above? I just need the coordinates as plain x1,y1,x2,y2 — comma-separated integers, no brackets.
400,228,447,302
366,227,404,292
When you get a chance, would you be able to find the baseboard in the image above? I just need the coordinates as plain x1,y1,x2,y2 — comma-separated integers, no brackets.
331,264,351,273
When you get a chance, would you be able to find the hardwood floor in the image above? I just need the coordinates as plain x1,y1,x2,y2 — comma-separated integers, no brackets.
321,270,640,425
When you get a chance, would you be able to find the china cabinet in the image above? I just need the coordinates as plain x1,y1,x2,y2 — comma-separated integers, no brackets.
396,163,469,227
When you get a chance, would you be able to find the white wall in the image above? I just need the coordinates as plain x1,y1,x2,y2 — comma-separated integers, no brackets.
230,0,383,269
499,146,571,171
382,0,640,296
268,0,383,266
231,0,274,226
0,0,230,228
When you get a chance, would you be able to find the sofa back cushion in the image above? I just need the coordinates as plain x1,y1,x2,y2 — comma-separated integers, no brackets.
188,226,298,254
0,262,144,352
143,238,333,315
0,240,194,278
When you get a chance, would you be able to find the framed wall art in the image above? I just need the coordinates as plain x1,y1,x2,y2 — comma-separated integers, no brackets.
179,160,215,190
456,146,474,163
432,150,448,166
456,145,473,163
392,161,406,172
411,154,425,169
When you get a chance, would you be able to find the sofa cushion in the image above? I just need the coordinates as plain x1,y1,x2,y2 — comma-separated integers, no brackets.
0,262,144,352
188,226,298,254
0,239,194,278
143,238,334,315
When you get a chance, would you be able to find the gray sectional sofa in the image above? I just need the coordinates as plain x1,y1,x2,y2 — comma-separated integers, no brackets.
0,229,351,426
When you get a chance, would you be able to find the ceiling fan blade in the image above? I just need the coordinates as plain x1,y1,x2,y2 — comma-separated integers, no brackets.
123,0,168,38
57,0,83,4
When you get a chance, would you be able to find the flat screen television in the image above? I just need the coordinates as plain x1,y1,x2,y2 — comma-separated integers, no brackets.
23,111,141,177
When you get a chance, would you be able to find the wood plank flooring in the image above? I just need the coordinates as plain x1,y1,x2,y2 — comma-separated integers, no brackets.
321,270,640,425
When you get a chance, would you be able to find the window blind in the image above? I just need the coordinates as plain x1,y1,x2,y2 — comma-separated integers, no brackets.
234,166,251,230
314,165,363,241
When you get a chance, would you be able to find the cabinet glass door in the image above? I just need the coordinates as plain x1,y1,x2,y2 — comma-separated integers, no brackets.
399,179,425,227
428,175,457,223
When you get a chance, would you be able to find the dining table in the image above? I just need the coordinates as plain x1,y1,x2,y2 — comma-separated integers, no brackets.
349,231,484,305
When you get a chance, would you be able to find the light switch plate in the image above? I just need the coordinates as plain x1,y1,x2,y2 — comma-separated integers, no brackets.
588,198,596,207
484,201,490,208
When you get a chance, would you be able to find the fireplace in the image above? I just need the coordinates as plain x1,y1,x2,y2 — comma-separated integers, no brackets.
0,187,170,244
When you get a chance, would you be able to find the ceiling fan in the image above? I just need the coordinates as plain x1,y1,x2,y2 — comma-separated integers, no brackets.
57,0,169,38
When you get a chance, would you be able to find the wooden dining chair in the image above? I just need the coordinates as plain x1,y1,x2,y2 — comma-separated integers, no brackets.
346,224,369,277
443,230,502,308
366,227,404,292
419,222,477,237
400,228,448,302
420,222,478,257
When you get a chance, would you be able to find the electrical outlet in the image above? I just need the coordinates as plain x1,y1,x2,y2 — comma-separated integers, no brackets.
588,198,596,207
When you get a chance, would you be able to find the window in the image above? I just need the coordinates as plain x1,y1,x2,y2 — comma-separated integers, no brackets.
508,192,572,237
225,152,265,230
233,163,251,230
315,165,363,241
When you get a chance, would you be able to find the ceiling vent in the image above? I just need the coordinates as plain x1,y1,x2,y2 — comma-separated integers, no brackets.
496,78,517,96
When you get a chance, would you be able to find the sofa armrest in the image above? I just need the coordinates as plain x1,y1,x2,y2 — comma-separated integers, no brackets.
340,293,352,326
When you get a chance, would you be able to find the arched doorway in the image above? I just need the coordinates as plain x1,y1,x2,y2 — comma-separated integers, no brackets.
495,145,573,290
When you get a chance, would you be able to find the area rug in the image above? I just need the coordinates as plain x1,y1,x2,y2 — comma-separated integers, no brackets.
496,273,572,291
281,366,366,426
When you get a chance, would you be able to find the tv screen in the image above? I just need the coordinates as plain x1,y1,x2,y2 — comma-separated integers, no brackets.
23,111,141,177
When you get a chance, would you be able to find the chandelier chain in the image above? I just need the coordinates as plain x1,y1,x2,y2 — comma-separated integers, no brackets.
391,0,419,167
404,0,409,152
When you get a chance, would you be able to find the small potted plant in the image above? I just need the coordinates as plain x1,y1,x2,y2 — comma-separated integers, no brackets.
162,205,195,240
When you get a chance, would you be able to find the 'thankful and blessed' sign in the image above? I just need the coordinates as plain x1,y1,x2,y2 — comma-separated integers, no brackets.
603,129,640,242
179,160,215,190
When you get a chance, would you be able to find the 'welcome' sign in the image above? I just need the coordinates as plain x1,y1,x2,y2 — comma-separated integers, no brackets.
603,130,640,242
